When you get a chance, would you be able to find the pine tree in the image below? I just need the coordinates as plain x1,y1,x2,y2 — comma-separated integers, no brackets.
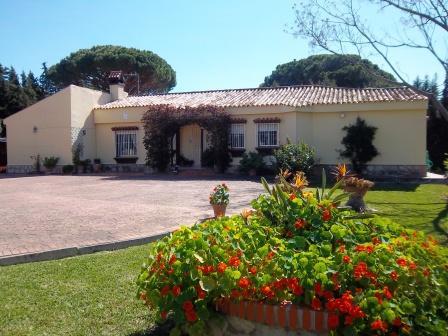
39,62,57,96
442,73,448,109
4,67,28,117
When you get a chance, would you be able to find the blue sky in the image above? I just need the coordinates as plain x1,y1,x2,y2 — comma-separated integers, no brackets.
0,0,444,92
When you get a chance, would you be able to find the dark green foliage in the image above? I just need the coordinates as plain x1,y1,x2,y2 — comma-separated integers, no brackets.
142,105,231,172
340,118,379,174
414,74,448,171
274,142,315,176
261,54,396,88
62,165,74,174
201,148,215,168
46,45,176,94
238,151,266,174
43,156,59,169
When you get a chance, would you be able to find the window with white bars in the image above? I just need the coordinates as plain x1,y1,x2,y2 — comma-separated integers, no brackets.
115,130,137,157
257,123,279,147
229,123,245,149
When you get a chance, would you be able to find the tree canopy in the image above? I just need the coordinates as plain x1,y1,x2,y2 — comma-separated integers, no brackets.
46,45,176,94
261,54,396,88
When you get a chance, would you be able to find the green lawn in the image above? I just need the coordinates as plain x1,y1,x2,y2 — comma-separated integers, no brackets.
0,183,446,336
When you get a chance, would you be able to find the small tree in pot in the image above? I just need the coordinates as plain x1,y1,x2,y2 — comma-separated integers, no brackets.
209,183,229,218
43,156,59,174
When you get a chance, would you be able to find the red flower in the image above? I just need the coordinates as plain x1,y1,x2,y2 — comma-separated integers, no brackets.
374,292,383,304
371,319,388,332
322,209,332,221
289,193,296,200
160,285,170,296
182,300,194,312
393,317,402,327
238,277,251,288
328,314,339,329
294,218,306,229
409,261,417,270
217,262,227,273
185,309,197,322
383,286,393,300
267,251,275,260
372,237,381,245
161,311,167,320
343,255,351,264
172,285,182,297
196,286,206,299
344,315,353,326
338,245,346,253
396,258,407,267
231,289,241,299
390,271,399,281
353,262,368,280
314,283,323,296
311,297,322,310
228,256,240,267
249,266,257,275
423,267,431,277
169,255,177,264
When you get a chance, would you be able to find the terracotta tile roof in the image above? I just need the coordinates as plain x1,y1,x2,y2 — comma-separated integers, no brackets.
95,85,427,110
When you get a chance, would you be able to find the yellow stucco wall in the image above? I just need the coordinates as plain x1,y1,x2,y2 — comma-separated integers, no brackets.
92,101,427,167
4,85,110,166
4,86,73,165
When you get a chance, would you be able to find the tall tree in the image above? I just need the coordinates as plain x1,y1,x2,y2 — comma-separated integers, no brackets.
291,0,448,120
262,54,396,88
3,67,28,118
415,74,448,171
46,45,176,94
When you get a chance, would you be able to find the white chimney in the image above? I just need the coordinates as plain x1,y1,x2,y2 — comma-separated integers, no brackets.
108,71,128,101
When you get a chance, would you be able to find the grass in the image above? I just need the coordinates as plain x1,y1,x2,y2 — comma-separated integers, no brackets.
0,183,446,335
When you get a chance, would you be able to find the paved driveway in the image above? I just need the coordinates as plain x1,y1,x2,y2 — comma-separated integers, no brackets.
0,175,264,261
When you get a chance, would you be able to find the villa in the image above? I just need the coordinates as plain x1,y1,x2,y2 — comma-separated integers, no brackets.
4,71,428,177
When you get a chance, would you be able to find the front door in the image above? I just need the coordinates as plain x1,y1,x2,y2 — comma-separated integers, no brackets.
179,124,202,168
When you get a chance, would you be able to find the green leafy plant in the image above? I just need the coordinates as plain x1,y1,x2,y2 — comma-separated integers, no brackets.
209,184,229,205
43,156,59,170
274,141,315,176
340,118,379,175
62,165,74,174
137,169,448,336
238,151,266,175
444,154,448,172
72,143,83,166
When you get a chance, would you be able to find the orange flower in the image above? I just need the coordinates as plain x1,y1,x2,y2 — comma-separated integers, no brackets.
338,245,346,253
322,209,332,221
228,256,241,267
390,271,399,281
371,319,388,332
423,267,431,277
249,266,257,275
238,277,251,288
371,237,381,245
289,193,296,200
217,262,227,273
169,254,177,264
294,218,306,229
396,258,407,267
343,255,351,264
267,251,275,260
260,285,274,298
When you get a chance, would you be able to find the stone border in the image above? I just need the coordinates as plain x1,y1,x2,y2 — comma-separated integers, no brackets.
215,299,331,334
0,229,173,266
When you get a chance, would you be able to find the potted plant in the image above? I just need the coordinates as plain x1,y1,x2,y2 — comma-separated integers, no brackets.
209,183,229,217
42,156,59,174
30,154,42,174
72,143,83,174
93,158,102,173
238,152,265,176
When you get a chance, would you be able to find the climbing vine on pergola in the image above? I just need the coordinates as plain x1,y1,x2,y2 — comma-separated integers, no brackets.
142,104,232,172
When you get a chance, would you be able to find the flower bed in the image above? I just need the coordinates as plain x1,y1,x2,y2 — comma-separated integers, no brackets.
137,171,448,336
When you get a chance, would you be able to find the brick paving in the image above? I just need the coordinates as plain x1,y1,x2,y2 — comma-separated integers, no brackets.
0,175,264,262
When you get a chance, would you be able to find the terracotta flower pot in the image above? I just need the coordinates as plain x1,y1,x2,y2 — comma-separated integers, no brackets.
212,204,227,218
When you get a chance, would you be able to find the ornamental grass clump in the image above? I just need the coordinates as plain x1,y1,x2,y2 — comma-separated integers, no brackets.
137,169,448,336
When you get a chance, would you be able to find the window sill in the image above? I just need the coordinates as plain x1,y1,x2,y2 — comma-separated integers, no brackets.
114,157,139,164
229,148,246,157
256,146,279,155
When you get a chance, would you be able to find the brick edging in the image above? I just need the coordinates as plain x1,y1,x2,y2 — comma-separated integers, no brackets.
215,298,333,332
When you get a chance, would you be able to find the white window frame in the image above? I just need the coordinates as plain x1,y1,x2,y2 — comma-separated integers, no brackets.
229,123,245,149
115,130,138,157
256,123,279,147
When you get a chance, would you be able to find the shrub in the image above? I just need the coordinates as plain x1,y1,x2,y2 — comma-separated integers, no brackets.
62,165,74,174
274,142,315,176
201,148,215,168
238,151,266,174
444,154,448,172
43,156,59,169
137,172,448,336
30,154,41,173
340,118,379,175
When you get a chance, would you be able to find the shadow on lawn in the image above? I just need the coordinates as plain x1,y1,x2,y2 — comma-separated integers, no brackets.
432,202,448,241
129,321,173,336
